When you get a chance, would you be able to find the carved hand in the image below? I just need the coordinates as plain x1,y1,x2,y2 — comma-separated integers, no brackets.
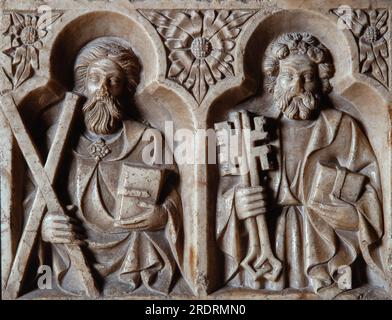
114,202,168,231
235,186,267,220
41,205,82,244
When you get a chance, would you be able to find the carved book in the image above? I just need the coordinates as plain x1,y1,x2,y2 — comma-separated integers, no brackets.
115,164,165,221
310,162,366,204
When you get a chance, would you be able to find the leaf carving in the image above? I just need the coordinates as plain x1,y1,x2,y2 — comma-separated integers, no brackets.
14,50,32,89
209,10,256,41
10,12,24,27
37,12,62,30
141,9,256,104
2,11,62,90
332,8,389,89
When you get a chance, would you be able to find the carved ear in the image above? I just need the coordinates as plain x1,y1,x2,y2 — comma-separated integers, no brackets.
264,76,276,94
263,56,279,94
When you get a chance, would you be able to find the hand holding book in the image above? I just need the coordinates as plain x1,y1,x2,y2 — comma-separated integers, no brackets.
114,200,168,231
114,164,167,231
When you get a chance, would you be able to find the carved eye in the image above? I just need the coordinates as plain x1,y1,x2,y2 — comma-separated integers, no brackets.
89,74,101,84
109,77,121,87
280,73,293,84
304,73,314,82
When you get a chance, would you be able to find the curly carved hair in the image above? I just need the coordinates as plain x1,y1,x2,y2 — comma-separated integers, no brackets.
263,32,335,95
74,37,141,96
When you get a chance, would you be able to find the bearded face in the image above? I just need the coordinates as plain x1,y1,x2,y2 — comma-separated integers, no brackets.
82,86,123,135
273,54,321,120
82,58,126,135
274,81,320,120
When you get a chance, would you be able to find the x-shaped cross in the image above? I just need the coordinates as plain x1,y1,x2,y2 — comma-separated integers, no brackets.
0,93,98,299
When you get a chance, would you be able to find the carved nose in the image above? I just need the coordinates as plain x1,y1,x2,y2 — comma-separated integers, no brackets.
293,78,304,94
98,82,109,96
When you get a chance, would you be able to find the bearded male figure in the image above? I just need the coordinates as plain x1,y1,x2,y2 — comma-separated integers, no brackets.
217,32,384,298
37,37,183,296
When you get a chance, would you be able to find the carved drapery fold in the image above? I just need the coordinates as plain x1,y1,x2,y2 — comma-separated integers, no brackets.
0,2,391,300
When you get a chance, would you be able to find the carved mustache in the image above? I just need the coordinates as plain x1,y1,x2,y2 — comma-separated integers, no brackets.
275,86,319,120
82,88,122,135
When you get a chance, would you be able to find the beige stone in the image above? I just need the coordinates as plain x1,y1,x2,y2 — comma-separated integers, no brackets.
0,0,391,300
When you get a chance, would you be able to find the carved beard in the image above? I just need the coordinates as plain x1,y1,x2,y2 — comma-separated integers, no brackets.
274,83,320,120
82,89,123,135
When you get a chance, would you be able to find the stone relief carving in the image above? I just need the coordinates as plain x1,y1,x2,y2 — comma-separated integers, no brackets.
141,10,256,104
2,11,62,89
49,37,184,297
0,1,391,300
215,112,282,285
216,32,385,299
1,37,185,299
332,8,389,88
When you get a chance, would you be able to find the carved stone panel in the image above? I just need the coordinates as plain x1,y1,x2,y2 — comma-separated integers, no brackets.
332,8,389,88
141,9,256,104
0,0,391,301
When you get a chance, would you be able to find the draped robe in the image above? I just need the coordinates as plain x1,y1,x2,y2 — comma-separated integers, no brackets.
217,108,384,297
49,119,183,296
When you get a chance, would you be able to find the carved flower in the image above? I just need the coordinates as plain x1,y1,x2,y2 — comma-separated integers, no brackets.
89,139,111,161
141,10,256,103
2,11,62,89
332,8,389,87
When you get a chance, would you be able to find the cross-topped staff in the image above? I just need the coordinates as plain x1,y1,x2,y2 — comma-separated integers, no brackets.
215,110,282,284
0,93,99,299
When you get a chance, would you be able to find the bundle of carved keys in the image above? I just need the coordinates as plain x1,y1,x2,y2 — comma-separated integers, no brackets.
215,110,282,284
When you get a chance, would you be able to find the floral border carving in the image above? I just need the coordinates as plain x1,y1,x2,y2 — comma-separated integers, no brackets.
332,8,390,89
140,9,257,104
2,11,63,90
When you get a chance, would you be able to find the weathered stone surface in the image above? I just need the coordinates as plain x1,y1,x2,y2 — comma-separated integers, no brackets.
0,0,391,300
